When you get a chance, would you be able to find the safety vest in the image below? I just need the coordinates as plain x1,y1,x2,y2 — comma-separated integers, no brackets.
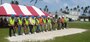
43,19,46,24
9,18,15,26
18,18,22,25
32,19,35,25
64,18,68,23
36,19,39,25
39,18,43,24
25,19,29,25
48,19,51,23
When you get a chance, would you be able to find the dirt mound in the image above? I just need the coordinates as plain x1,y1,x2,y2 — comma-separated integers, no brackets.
7,28,86,42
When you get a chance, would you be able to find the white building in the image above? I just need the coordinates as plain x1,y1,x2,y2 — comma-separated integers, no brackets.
58,10,80,20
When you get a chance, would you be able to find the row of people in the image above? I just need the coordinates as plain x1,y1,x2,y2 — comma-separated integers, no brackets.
9,15,68,37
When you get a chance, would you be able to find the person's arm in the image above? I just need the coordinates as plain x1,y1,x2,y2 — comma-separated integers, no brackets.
8,19,10,26
17,19,19,25
33,19,36,25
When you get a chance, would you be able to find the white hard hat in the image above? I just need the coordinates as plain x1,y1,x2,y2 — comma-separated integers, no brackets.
59,16,61,18
48,16,50,17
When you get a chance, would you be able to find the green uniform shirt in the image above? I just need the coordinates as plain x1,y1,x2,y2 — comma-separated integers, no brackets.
64,18,68,23
32,19,35,25
43,19,46,24
36,19,39,25
9,18,15,26
18,18,22,25
25,19,29,25
48,19,51,23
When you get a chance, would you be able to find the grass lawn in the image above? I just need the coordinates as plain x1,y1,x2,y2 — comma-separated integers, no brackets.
0,21,90,42
46,21,90,42
0,28,9,42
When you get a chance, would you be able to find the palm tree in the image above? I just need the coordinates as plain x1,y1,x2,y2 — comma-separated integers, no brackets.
81,7,84,10
44,5,49,12
70,8,72,11
78,9,80,12
60,8,62,11
15,1,19,5
49,12,51,14
11,0,19,5
55,11,58,19
65,6,69,13
73,7,77,10
87,6,90,8
11,1,14,4
34,0,38,5
67,9,69,11
30,0,43,5
84,7,88,13
88,10,90,14
65,6,68,9
39,8,42,10
77,5,79,8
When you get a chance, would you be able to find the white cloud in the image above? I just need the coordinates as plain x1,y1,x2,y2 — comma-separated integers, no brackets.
55,0,60,3
43,0,60,4
1,0,11,4
64,3,68,7
71,0,90,6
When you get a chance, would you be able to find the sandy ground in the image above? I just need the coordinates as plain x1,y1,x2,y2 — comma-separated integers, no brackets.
6,28,87,42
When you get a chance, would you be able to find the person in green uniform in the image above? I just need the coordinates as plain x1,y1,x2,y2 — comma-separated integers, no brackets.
29,16,35,34
42,16,47,31
24,16,29,34
35,16,40,32
51,17,55,30
17,15,23,35
47,17,52,31
8,14,15,37
64,17,68,28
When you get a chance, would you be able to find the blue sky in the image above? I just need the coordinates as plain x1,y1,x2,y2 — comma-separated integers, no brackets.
1,0,90,12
